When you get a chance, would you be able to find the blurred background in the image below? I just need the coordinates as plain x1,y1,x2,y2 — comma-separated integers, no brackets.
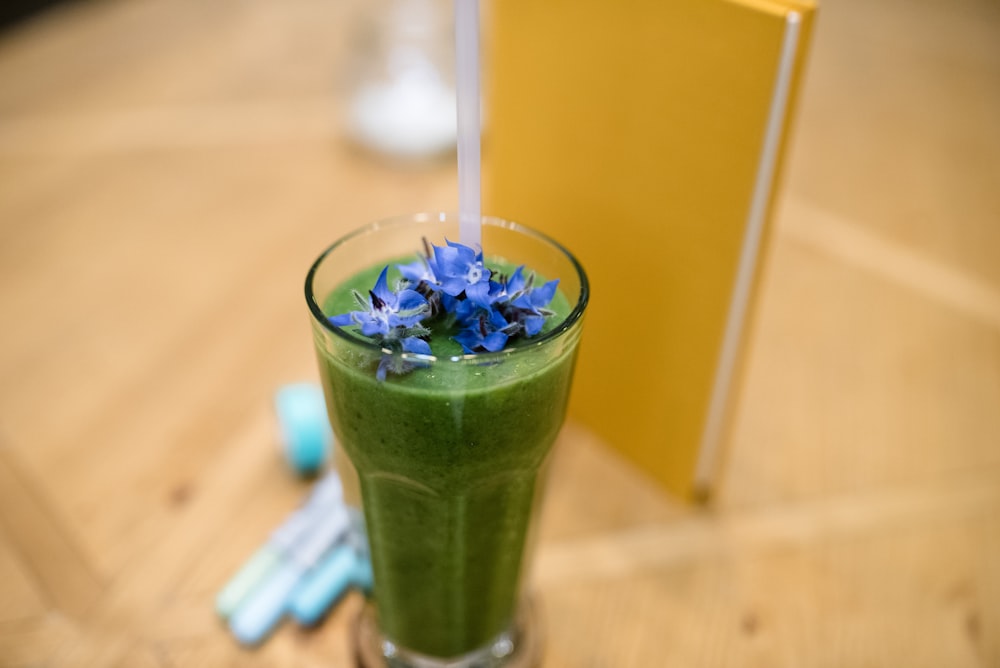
0,0,998,666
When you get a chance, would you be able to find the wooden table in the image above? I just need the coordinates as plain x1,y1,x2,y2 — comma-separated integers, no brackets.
1,0,998,665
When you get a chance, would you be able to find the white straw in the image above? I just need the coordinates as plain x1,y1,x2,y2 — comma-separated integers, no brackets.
454,0,481,248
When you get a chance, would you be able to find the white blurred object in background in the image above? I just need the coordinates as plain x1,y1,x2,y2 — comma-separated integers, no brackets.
345,0,456,160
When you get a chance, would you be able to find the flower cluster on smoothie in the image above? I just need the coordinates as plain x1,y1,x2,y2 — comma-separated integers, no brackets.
329,239,559,380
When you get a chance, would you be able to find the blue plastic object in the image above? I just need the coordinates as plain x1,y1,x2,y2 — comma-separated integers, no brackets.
227,503,350,645
289,543,358,625
215,546,282,620
216,472,343,620
275,383,333,475
228,561,303,646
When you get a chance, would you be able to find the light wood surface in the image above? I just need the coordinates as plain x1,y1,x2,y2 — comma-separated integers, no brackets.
1,0,998,666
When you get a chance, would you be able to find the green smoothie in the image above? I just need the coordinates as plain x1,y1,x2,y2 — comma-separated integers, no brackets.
314,258,579,658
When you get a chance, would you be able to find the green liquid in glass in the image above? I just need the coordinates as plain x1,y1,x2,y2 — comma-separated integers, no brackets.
316,259,577,658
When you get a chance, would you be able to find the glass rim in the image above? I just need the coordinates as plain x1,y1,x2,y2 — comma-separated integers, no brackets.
304,212,589,365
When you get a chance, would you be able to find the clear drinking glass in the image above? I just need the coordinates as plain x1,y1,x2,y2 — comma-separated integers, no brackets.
343,0,456,159
305,213,588,667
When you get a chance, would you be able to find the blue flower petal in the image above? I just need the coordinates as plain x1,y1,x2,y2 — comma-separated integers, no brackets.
445,239,479,260
506,266,526,295
465,281,493,308
401,337,432,355
432,245,466,275
524,315,545,337
395,289,428,311
360,320,388,337
531,279,559,308
453,299,479,322
488,280,504,301
482,331,509,352
489,309,510,329
453,329,480,354
372,267,392,302
329,313,354,327
440,293,460,313
397,258,436,285
439,276,469,297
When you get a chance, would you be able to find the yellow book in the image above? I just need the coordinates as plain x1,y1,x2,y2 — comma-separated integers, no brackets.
484,0,816,501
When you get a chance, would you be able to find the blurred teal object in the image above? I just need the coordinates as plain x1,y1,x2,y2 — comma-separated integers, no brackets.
217,473,356,646
289,542,358,626
229,560,303,646
275,383,333,475
228,502,351,645
215,547,282,620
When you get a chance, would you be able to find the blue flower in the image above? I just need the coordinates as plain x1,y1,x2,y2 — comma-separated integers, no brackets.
428,240,494,307
327,239,562,379
488,267,558,338
497,265,529,299
397,255,438,289
454,309,514,353
512,279,558,336
513,278,558,314
493,266,558,312
374,336,432,381
329,267,428,338
401,336,432,355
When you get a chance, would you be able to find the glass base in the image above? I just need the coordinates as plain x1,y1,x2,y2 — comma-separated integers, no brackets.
353,598,542,668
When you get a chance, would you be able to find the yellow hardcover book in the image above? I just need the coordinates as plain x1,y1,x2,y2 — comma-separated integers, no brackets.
484,0,816,501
